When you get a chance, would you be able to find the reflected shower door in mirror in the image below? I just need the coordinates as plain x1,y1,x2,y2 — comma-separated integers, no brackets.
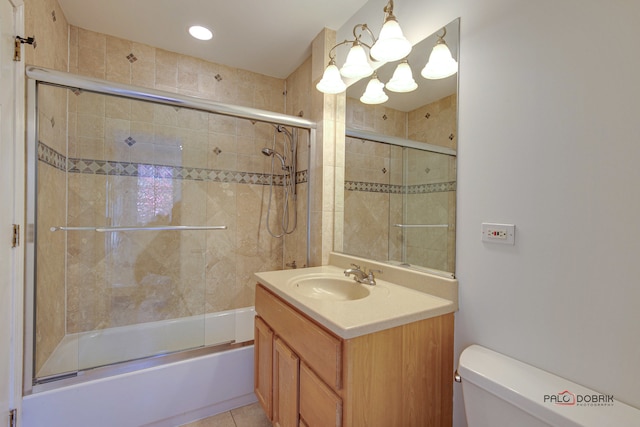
342,136,456,274
336,18,459,276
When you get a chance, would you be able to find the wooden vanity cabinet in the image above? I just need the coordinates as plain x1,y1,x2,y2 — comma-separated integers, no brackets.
254,284,454,427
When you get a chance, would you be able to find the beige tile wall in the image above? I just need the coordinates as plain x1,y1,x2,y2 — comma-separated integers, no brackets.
408,93,457,150
61,65,295,333
343,99,406,263
284,57,312,268
27,0,311,372
407,94,457,272
343,94,457,272
25,0,70,373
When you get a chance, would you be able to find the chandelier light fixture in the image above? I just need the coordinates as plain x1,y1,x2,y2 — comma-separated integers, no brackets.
316,3,458,105
316,0,412,98
421,27,458,80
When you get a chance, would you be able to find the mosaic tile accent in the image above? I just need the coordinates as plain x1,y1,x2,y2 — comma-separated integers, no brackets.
296,169,308,185
124,137,136,146
37,142,66,171
345,180,456,195
345,181,402,194
38,141,306,186
126,53,137,63
406,181,456,194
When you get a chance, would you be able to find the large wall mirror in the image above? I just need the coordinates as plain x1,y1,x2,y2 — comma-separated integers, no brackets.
335,18,459,277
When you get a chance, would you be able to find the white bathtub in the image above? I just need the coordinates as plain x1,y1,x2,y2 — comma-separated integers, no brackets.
23,307,257,427
37,307,256,377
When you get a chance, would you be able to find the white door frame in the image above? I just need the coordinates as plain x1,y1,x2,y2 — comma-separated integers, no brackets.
3,0,26,424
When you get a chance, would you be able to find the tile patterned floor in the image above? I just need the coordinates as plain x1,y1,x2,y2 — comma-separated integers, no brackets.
180,403,271,427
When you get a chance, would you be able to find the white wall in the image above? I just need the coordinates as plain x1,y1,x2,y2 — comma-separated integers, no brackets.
341,1,640,425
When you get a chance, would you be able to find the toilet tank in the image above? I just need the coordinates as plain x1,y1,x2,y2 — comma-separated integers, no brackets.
457,345,640,427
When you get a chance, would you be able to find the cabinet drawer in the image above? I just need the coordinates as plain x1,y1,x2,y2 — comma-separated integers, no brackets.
256,284,342,389
300,363,342,427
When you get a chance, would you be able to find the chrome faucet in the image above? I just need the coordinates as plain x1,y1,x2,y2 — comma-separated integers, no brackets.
344,264,382,286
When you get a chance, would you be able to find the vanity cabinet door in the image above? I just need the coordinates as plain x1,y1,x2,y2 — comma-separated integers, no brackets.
273,337,300,427
300,362,342,427
256,284,342,389
254,316,273,420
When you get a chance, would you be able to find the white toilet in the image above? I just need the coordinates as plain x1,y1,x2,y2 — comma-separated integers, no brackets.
457,344,640,427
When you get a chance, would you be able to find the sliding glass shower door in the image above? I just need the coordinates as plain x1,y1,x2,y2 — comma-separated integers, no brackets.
33,83,217,380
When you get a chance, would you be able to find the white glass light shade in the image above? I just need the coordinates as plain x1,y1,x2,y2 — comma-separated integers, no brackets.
340,43,374,79
421,42,458,79
316,63,347,94
360,76,388,104
385,61,417,93
370,18,412,62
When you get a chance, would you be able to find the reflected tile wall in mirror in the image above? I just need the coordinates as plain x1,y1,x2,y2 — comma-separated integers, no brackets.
339,18,459,276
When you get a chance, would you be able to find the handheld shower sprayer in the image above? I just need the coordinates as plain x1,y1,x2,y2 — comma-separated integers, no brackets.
259,123,298,238
261,147,287,170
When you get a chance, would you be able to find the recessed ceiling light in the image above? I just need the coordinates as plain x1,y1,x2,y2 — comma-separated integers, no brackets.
188,25,213,41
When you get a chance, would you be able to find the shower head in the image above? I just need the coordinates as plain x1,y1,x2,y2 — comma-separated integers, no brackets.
261,147,287,170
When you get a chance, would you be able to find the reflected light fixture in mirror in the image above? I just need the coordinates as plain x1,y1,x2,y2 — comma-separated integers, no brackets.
360,73,389,104
422,27,458,79
316,0,412,95
385,59,418,93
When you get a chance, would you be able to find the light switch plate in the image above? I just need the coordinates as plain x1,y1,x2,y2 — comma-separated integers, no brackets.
481,223,515,245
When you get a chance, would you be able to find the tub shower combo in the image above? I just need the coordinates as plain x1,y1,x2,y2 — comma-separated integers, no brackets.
23,66,314,419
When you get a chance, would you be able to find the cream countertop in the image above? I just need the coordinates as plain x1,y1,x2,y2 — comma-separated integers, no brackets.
254,254,458,339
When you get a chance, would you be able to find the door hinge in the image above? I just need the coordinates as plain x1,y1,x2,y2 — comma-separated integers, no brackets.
9,409,17,427
14,35,36,61
12,224,20,247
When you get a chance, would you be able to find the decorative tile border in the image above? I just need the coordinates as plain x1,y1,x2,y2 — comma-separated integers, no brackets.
345,181,403,194
37,142,66,171
406,181,456,194
346,180,456,195
38,141,307,186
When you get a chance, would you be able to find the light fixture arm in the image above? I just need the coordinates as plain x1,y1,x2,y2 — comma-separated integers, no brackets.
383,0,397,22
352,23,377,49
436,27,447,44
327,23,377,62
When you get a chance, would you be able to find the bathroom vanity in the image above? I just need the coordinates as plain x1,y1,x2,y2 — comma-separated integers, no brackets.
253,254,458,427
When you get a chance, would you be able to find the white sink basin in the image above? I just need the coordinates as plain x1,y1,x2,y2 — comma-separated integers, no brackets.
288,274,370,301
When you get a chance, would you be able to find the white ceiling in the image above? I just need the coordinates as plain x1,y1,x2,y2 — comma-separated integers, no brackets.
57,0,369,79
57,0,458,112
